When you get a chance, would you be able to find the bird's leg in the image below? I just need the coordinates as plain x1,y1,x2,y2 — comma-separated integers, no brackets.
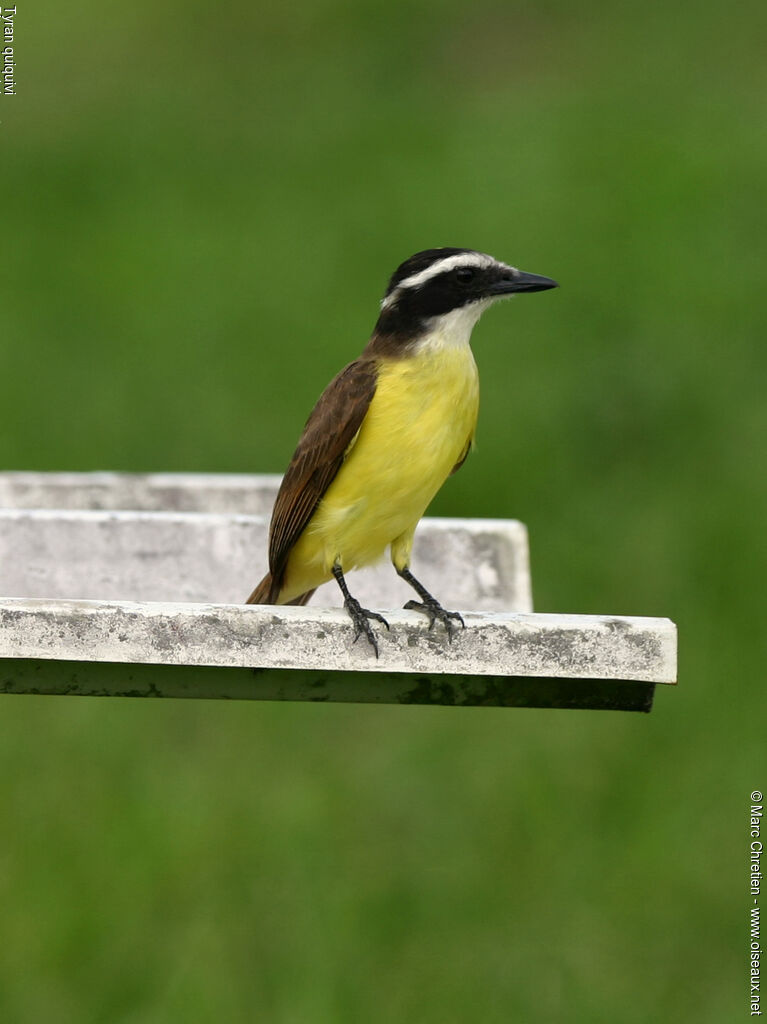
332,564,389,657
396,566,465,639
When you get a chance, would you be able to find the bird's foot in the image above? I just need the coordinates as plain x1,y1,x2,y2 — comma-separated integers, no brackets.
343,597,389,658
404,597,465,640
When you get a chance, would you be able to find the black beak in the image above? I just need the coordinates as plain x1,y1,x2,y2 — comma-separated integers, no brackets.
487,269,559,296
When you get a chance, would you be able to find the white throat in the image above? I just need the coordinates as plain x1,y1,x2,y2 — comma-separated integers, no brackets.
415,298,494,352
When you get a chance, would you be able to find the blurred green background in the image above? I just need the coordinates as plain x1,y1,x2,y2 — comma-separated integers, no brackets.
1,0,765,1020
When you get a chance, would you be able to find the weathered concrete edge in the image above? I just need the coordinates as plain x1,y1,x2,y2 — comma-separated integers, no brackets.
0,470,285,506
0,659,656,712
0,598,678,684
0,507,529,537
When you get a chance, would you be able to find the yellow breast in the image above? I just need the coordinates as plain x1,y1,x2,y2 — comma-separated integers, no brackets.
280,341,479,600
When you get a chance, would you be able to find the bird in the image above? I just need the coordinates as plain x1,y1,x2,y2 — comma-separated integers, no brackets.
246,247,557,655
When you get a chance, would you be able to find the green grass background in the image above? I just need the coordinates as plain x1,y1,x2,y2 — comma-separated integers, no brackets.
1,1,766,1020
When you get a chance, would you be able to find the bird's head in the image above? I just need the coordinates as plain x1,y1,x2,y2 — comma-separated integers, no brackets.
371,247,557,351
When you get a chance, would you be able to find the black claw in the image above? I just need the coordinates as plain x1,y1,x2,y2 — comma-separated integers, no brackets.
344,597,389,657
396,566,465,641
404,598,465,640
332,564,388,657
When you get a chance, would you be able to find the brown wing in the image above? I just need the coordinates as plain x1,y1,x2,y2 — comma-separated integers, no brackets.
267,357,378,591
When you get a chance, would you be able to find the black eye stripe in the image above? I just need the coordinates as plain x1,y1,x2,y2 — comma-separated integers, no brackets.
455,267,476,283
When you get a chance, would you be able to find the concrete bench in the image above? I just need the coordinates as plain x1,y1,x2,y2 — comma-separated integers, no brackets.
0,472,677,712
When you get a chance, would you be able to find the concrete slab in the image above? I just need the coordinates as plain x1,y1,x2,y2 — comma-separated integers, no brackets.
0,472,678,711
0,599,675,711
0,509,532,612
0,599,676,680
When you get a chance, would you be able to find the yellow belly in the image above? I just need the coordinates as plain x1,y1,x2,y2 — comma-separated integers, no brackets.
279,343,480,601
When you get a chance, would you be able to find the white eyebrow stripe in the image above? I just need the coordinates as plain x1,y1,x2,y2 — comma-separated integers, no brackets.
381,252,496,307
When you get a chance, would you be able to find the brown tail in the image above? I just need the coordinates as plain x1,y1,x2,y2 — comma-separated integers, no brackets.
245,572,316,607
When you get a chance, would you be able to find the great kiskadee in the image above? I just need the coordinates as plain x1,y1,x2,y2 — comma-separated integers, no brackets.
246,247,557,654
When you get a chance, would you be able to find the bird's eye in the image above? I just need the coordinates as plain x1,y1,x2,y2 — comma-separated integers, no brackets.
455,267,476,284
